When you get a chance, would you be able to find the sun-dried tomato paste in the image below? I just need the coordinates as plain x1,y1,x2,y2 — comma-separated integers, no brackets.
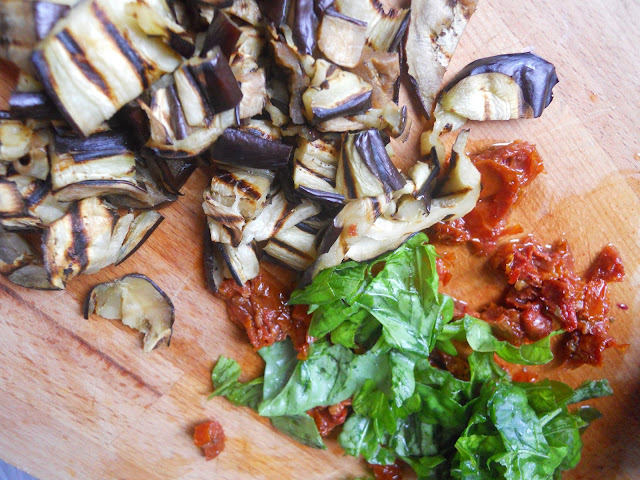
218,266,312,356
193,419,226,460
430,141,544,254
308,399,351,437
482,236,625,367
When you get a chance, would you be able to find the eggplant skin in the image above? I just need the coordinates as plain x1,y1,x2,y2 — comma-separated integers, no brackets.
442,52,559,118
211,128,292,169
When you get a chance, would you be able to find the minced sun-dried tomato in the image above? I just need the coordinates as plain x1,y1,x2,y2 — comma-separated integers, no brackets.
370,462,403,480
193,419,226,460
308,399,351,437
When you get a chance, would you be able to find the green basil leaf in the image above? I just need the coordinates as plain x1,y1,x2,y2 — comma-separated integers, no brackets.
568,379,613,404
270,414,326,449
209,356,263,409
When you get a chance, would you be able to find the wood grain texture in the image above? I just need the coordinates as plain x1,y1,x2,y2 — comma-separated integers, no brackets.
1,1,639,479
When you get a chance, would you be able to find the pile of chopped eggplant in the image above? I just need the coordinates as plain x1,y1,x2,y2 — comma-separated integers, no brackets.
0,0,558,326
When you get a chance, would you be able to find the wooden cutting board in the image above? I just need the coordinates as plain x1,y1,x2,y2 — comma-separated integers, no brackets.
1,1,639,479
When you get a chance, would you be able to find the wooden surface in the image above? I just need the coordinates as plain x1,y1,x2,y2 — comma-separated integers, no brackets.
1,1,640,479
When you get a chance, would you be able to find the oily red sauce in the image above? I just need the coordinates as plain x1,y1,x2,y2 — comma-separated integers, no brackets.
218,266,312,356
193,420,226,460
482,236,625,367
429,141,544,254
307,399,351,437
370,462,403,480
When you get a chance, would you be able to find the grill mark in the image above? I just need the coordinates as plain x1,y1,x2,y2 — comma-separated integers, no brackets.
208,211,244,226
0,281,163,397
297,222,319,235
273,205,292,232
340,149,358,199
181,66,213,122
371,197,381,218
91,2,152,89
31,50,83,135
269,237,311,259
216,171,262,200
298,161,334,185
23,180,50,208
56,29,111,98
71,149,131,162
68,201,89,274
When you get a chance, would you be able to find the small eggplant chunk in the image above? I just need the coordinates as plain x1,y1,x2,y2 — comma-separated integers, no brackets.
334,0,409,52
115,210,164,265
84,274,175,352
34,1,72,40
0,121,33,162
217,241,260,286
293,137,343,204
210,127,292,169
439,52,559,122
336,129,405,199
318,10,367,68
405,0,479,116
302,60,373,124
201,12,243,58
263,217,325,271
8,92,62,120
0,227,34,275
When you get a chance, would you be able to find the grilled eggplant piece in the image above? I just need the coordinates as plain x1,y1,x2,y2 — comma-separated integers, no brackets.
31,0,182,136
115,210,164,265
8,263,60,290
271,40,311,124
0,178,28,220
406,0,479,116
293,137,343,204
43,197,119,288
313,130,480,274
318,10,367,68
84,274,175,352
203,223,225,292
35,1,73,40
201,12,243,58
302,60,373,125
146,155,198,195
235,68,267,119
210,127,292,169
13,129,51,181
217,241,260,285
223,0,262,27
203,165,274,245
0,121,33,162
0,0,38,75
334,0,409,52
438,53,560,122
291,0,318,56
0,227,34,274
1,175,69,229
263,217,325,271
336,129,405,199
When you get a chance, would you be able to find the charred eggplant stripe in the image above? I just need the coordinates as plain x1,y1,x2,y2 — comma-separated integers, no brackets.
31,50,83,134
311,90,373,124
23,180,50,207
273,206,292,232
216,243,243,287
166,84,189,141
181,66,213,121
68,201,89,273
354,131,405,191
340,149,358,199
207,211,244,225
269,238,313,259
296,222,319,235
55,29,112,98
91,2,152,89
371,197,381,218
297,161,335,184
216,171,263,200
70,148,131,162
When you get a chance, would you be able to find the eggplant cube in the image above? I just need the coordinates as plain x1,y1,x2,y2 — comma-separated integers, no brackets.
318,10,367,68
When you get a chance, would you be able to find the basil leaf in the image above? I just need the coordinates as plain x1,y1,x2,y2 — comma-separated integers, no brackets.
270,415,326,449
339,413,396,465
209,356,263,409
259,338,299,401
517,379,575,413
568,379,613,404
390,351,417,406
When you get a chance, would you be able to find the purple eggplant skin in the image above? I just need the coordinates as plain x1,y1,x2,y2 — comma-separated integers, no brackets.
166,84,189,141
202,223,224,292
112,101,151,148
200,12,242,59
54,130,133,157
168,33,196,59
353,129,405,192
312,90,373,124
8,92,62,120
314,0,334,15
211,128,293,169
292,0,318,56
189,47,243,114
260,0,291,25
34,1,70,41
413,146,441,211
296,186,345,205
442,52,559,118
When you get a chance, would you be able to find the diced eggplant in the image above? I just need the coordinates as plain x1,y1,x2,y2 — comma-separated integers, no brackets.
234,68,267,119
318,10,367,68
145,154,198,194
223,0,262,27
189,47,243,113
263,220,321,271
201,11,243,58
439,52,560,122
103,160,179,209
115,210,164,265
12,129,51,181
0,0,38,75
210,127,292,169
271,40,310,124
0,227,34,274
229,27,265,75
0,178,28,219
2,175,68,228
334,0,409,52
42,197,119,288
8,263,61,290
290,0,318,56
242,191,321,243
410,147,440,210
203,222,225,292
112,101,151,147
336,129,405,199
173,66,213,128
8,91,62,120
34,1,72,40
31,0,182,136
217,241,259,285
293,137,343,205
0,121,33,162
405,0,479,116
312,130,480,275
302,60,373,124
199,0,235,7
84,274,175,352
